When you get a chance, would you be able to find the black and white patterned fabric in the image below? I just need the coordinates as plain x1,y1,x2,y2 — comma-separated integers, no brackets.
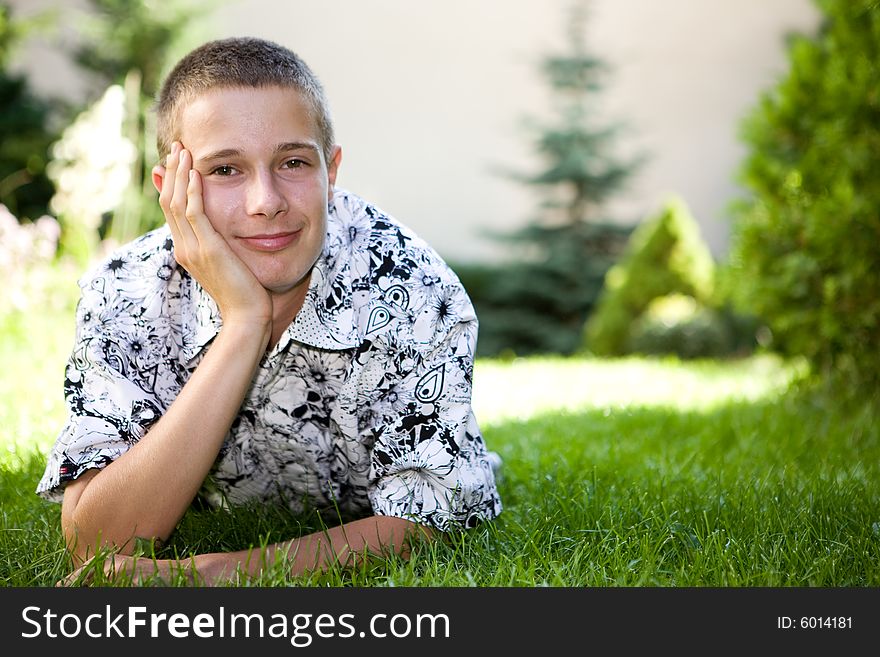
37,189,502,531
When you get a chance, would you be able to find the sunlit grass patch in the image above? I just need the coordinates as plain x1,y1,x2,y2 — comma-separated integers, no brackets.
473,353,809,425
0,309,75,466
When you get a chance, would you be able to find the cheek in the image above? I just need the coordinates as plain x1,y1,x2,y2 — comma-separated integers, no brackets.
201,185,240,231
288,175,328,207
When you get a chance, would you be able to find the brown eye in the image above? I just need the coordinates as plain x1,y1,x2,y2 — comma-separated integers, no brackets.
211,165,236,176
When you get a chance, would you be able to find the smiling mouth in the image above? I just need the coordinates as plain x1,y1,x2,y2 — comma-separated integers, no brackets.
237,230,301,252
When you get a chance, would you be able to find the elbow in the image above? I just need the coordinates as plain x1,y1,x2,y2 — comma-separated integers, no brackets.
60,471,166,564
60,472,102,564
62,505,165,565
61,504,107,566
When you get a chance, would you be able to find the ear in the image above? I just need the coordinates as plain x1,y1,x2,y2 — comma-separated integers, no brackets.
151,165,166,194
326,145,342,200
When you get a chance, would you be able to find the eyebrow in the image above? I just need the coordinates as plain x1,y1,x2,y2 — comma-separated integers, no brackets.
276,141,321,156
196,142,321,164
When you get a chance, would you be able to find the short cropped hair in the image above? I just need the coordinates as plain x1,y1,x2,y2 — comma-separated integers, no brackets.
155,37,335,163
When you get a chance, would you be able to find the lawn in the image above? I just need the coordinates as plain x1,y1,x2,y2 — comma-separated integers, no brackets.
2,304,879,587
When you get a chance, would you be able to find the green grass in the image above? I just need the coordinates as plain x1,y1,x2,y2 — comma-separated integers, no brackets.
2,303,879,587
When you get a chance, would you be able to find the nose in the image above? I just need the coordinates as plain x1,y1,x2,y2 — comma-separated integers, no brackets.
246,169,288,218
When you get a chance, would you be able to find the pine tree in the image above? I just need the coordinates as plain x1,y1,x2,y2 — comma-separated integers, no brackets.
461,0,640,356
519,0,635,225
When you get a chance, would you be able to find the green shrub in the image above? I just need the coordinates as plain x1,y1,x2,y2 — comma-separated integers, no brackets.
727,0,880,390
583,197,716,356
626,294,734,359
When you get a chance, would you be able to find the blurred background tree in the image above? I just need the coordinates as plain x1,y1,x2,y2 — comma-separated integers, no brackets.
454,0,639,357
0,2,60,222
50,0,208,255
727,0,880,389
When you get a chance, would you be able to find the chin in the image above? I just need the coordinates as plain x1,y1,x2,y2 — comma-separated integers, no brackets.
243,247,322,296
257,266,314,294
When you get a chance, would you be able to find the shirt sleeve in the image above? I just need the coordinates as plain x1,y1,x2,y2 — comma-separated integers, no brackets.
366,309,503,532
36,290,166,502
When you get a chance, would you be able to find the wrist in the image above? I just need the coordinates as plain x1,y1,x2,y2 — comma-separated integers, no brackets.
193,552,234,586
217,316,272,348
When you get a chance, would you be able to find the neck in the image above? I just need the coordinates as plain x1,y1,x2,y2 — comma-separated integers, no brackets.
268,274,311,349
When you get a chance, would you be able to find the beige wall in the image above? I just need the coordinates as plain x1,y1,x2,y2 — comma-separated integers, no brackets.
10,0,819,262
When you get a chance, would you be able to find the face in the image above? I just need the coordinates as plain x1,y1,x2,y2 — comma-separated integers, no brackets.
169,85,340,299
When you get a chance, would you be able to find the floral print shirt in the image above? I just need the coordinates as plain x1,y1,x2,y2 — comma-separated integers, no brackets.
37,189,502,531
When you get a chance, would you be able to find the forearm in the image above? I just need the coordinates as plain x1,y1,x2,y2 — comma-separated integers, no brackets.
61,515,434,586
65,322,269,559
196,515,434,584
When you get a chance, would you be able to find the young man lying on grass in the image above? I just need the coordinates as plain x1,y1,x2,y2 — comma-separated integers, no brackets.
37,37,502,585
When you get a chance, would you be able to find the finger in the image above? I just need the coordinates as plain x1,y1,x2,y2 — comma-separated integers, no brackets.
159,143,188,254
158,142,181,218
154,165,181,243
170,147,199,255
57,566,89,587
186,168,210,235
170,148,194,232
186,167,203,226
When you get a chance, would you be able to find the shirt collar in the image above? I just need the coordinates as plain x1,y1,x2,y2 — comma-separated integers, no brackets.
180,203,359,364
